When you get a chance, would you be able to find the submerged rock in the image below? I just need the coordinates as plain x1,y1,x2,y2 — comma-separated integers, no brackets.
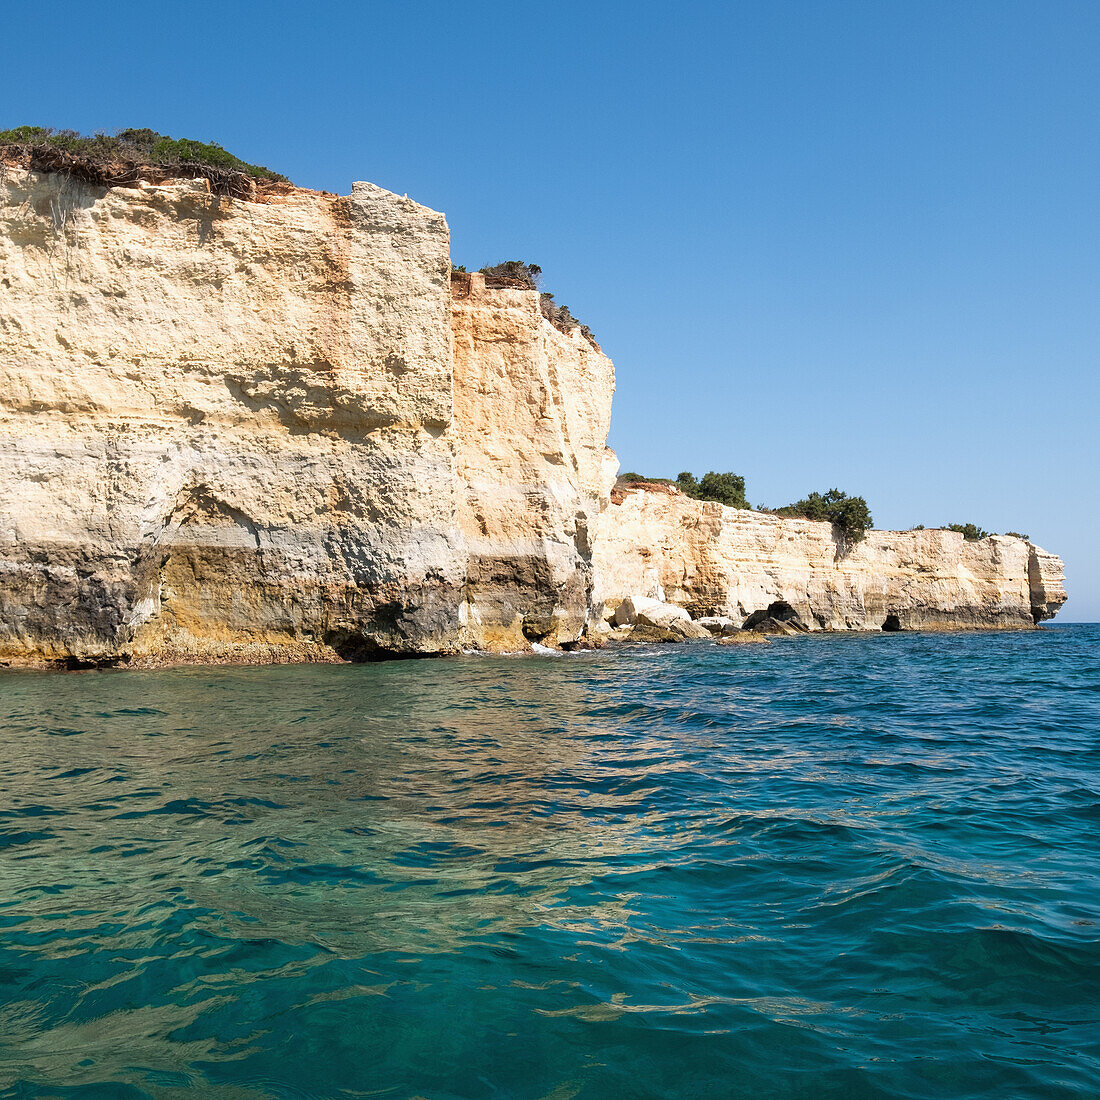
626,624,683,644
716,632,770,645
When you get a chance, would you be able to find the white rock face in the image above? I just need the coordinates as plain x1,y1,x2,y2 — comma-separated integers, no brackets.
611,595,663,627
634,602,692,630
594,485,1067,631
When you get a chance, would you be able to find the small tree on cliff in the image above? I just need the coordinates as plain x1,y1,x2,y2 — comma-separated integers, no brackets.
946,523,991,541
776,489,872,543
479,261,542,288
676,471,749,509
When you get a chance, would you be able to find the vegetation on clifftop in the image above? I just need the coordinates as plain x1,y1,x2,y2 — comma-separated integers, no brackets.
676,471,749,509
944,523,1031,541
479,261,542,287
617,472,872,539
471,261,598,347
616,478,1033,546
0,126,287,197
619,471,872,541
945,522,992,541
773,489,873,543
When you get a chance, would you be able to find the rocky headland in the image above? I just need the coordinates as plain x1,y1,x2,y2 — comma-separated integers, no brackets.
594,481,1066,636
0,162,1066,667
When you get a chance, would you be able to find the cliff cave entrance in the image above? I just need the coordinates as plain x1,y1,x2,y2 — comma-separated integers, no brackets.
742,601,802,631
882,614,902,632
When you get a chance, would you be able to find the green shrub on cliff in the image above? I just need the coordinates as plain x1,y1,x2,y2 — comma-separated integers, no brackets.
946,523,991,541
476,261,599,347
941,525,1029,541
616,472,677,485
775,489,872,543
539,292,597,344
1,126,283,180
0,128,288,195
676,471,749,509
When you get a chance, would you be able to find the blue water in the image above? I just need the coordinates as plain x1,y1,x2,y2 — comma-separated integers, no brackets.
1,626,1098,1099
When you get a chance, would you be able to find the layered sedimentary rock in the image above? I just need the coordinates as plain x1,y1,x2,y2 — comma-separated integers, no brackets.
452,273,616,649
593,484,1067,631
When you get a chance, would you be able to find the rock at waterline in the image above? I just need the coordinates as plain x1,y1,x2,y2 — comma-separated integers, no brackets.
746,617,806,635
696,616,739,636
613,597,693,631
669,618,713,640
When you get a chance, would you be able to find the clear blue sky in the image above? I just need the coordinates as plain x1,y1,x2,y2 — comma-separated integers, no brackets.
4,1,1097,620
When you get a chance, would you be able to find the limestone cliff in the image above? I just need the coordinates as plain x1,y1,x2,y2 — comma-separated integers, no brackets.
0,164,1067,667
0,167,468,666
452,272,616,649
593,483,1067,631
0,167,614,665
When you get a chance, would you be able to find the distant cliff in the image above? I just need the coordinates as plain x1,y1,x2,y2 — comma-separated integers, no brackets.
593,483,1067,632
0,165,1065,667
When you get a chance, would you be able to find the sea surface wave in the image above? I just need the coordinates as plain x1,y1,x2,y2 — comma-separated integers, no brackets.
1,626,1098,1098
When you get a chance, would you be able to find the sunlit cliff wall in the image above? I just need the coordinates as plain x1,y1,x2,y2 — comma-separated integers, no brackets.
0,169,616,665
452,273,616,650
593,484,1067,631
0,166,1066,666
0,167,463,665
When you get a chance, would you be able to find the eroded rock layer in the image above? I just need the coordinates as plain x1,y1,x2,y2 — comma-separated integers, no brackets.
593,485,1067,631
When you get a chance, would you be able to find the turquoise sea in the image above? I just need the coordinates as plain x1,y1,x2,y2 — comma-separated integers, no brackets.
1,626,1097,1099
